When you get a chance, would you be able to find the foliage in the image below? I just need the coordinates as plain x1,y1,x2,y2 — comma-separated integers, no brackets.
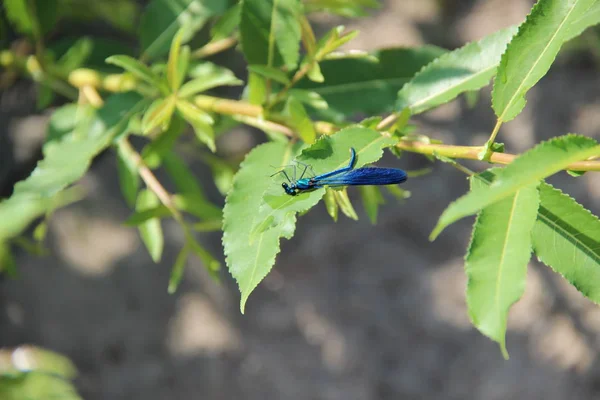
1,0,600,367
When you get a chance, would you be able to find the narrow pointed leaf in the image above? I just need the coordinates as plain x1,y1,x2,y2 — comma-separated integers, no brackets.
0,93,144,243
285,97,316,144
124,205,171,226
168,245,190,294
466,171,539,359
140,0,226,59
0,243,17,277
142,115,185,167
141,97,177,134
179,67,242,98
248,65,291,85
289,89,328,109
211,3,241,40
136,189,164,262
492,0,600,122
397,26,518,114
432,135,600,239
176,100,216,151
359,185,384,224
298,47,445,118
334,188,358,220
106,55,159,86
533,182,600,302
323,188,338,221
240,0,302,69
116,141,140,207
167,27,188,91
189,240,220,276
247,72,267,105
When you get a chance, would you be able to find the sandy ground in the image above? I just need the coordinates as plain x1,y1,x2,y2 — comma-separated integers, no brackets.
2,0,600,399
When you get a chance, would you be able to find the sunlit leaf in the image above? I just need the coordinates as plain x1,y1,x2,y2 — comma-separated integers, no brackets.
136,189,164,262
492,0,600,122
240,0,302,69
532,182,600,302
431,135,600,239
466,171,539,359
140,0,226,60
0,93,144,243
298,47,445,118
397,26,517,114
106,55,160,86
359,185,384,224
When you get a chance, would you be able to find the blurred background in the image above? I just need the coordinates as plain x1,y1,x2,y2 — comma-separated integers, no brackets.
2,0,600,399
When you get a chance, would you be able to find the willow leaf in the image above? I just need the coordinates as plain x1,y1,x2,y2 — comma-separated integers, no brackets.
432,135,600,239
466,172,539,359
492,0,600,122
397,26,517,114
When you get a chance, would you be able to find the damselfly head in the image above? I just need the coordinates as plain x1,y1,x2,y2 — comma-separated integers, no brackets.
282,182,297,196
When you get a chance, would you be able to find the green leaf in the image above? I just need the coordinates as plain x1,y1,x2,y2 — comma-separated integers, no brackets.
142,114,186,167
359,185,384,224
179,64,242,97
55,0,139,34
189,239,220,277
288,89,328,109
532,182,600,302
306,61,324,82
175,100,215,151
124,205,171,226
160,150,204,198
223,141,296,313
116,142,140,207
323,188,338,221
44,103,88,146
334,188,358,220
105,55,160,86
431,135,600,239
285,97,316,144
492,0,600,122
240,0,302,69
297,47,446,118
211,2,241,40
397,26,518,114
136,189,164,262
141,96,177,134
4,0,34,35
4,0,58,36
247,65,291,85
56,37,94,71
225,126,395,312
247,71,267,105
304,0,378,17
0,243,17,277
0,93,144,243
167,27,189,91
168,244,190,293
36,84,55,110
313,26,359,60
201,154,235,196
173,194,222,221
139,0,226,60
466,171,539,359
